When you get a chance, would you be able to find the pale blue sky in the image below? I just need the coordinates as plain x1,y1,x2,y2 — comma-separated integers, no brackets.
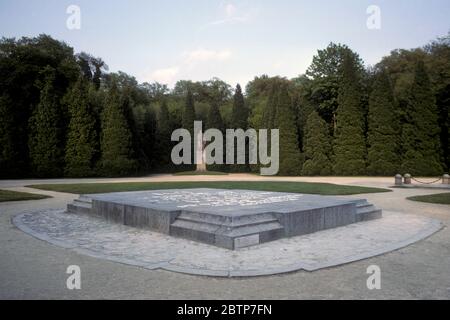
1,0,449,87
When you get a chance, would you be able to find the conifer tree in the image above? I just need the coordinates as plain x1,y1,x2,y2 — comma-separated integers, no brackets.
333,54,366,175
302,111,332,175
229,84,250,172
64,77,98,177
99,82,136,176
206,103,224,132
367,70,400,175
182,90,196,134
275,84,303,176
231,84,248,129
0,94,18,177
401,61,443,175
28,67,64,177
262,84,278,129
156,101,172,168
206,103,225,171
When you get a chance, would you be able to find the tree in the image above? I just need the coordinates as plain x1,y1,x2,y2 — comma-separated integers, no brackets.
76,52,108,89
182,90,196,134
92,57,108,90
401,61,443,175
206,103,224,132
367,69,400,175
262,83,278,129
425,33,450,170
28,67,64,177
275,84,303,176
439,83,450,171
206,103,226,172
0,35,79,177
306,43,365,127
231,84,248,129
99,82,136,176
173,78,232,106
64,77,98,177
333,53,367,175
229,84,250,172
155,101,172,168
132,104,157,172
302,111,332,175
0,94,19,177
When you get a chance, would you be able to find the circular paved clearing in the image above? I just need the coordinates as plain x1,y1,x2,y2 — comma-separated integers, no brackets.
12,209,442,277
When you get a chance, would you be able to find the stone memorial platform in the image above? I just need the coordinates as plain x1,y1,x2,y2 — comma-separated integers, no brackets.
67,188,382,250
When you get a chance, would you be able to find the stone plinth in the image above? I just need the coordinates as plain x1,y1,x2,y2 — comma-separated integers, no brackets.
67,189,382,250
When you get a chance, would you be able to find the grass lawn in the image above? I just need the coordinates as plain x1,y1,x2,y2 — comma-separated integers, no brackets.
407,193,450,205
0,189,51,202
27,181,390,196
173,171,228,176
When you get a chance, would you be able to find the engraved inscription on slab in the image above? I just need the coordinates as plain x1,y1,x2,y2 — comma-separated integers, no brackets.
135,190,303,208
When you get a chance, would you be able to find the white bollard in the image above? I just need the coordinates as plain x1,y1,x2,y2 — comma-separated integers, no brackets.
443,174,450,185
395,174,403,186
404,174,412,185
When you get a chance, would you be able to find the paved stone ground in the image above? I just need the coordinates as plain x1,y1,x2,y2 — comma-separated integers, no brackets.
11,208,442,277
1,175,450,299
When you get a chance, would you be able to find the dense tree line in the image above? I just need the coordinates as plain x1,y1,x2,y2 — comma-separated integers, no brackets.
0,34,449,178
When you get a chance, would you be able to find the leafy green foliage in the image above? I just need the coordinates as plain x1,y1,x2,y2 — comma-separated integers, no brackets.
0,34,448,178
231,84,248,129
0,35,79,177
182,90,196,134
302,111,332,175
206,103,225,132
367,70,400,175
64,77,98,177
306,43,365,126
0,94,18,177
99,82,136,176
275,84,303,176
28,67,65,177
401,61,443,175
229,84,250,172
333,53,367,175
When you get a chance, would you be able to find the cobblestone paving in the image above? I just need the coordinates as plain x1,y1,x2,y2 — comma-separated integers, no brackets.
13,209,442,277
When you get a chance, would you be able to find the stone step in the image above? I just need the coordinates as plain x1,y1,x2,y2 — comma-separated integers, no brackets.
67,196,93,214
176,211,279,228
356,202,372,209
172,216,283,235
352,199,370,207
67,203,91,215
170,214,284,249
356,205,382,222
219,222,284,238
74,199,93,207
78,196,93,204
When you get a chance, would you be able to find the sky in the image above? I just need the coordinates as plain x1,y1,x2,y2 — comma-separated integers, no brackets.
1,0,449,88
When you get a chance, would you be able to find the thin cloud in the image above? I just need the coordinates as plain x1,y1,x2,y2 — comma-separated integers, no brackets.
143,48,233,85
148,66,180,84
202,2,256,28
224,3,236,17
184,49,232,64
